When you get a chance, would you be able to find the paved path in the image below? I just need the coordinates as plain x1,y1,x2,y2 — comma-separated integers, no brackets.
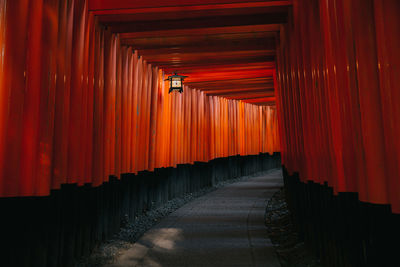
109,169,283,267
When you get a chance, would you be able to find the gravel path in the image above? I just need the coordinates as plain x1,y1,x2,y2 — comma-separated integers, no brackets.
77,169,281,266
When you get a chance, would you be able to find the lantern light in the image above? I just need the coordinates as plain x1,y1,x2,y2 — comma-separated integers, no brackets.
165,72,188,93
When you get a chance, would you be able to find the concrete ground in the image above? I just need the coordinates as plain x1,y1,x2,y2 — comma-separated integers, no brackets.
108,169,283,267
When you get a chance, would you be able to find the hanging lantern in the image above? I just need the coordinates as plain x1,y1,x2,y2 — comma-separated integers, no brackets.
165,72,188,93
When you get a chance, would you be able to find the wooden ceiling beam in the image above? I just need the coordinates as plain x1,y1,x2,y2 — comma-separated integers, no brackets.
242,96,276,103
190,84,274,91
90,1,292,15
205,89,274,96
162,62,274,74
136,46,273,56
122,33,276,49
186,77,274,85
186,77,273,86
214,91,275,98
145,55,275,68
89,1,289,102
98,6,288,23
124,39,276,56
185,68,274,80
198,83,274,90
201,86,274,93
107,13,287,33
247,101,276,106
140,50,275,65
119,24,280,39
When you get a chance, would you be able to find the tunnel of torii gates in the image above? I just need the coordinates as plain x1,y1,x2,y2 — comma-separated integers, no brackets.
0,0,399,266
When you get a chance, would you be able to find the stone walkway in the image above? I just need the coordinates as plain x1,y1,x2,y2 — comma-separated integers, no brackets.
108,169,283,267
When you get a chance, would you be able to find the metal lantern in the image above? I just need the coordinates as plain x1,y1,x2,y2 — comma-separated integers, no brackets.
165,72,188,93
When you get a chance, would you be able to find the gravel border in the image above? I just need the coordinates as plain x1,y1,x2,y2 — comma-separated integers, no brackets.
76,169,279,266
265,188,323,267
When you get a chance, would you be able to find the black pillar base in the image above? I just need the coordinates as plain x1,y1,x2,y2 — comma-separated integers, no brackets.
283,166,400,267
0,153,280,267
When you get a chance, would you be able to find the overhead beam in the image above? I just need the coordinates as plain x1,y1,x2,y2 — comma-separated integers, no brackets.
98,6,288,23
90,1,293,14
135,45,272,55
122,32,274,46
106,13,287,33
205,88,274,96
119,24,280,39
242,96,276,103
192,84,274,91
162,62,275,74
145,55,275,68
139,50,275,65
201,86,274,93
185,68,274,81
247,101,276,106
216,91,275,98
186,77,273,87
89,1,287,103
126,40,275,55
199,83,274,90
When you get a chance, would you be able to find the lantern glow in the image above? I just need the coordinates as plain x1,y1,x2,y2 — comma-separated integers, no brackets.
166,73,188,93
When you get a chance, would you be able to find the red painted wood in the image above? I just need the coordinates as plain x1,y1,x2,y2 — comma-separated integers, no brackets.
0,0,282,198
276,0,400,213
373,0,400,213
89,0,292,12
